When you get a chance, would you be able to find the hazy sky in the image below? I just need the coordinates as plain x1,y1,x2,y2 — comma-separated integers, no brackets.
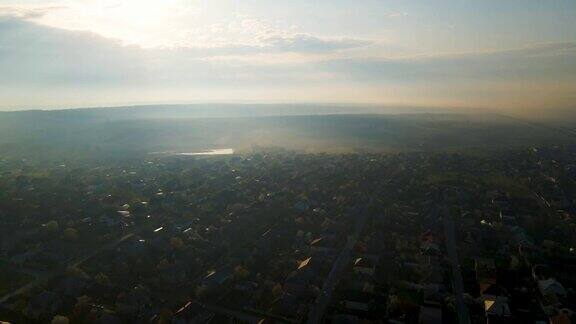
0,0,575,110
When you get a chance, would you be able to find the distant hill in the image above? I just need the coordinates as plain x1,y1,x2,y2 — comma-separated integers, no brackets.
0,104,573,160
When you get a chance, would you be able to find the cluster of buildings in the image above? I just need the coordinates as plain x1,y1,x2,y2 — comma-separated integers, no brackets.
1,145,576,323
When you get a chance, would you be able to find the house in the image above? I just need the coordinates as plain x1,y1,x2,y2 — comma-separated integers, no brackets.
343,300,369,313
294,200,310,211
234,281,258,292
353,257,377,276
331,314,360,324
476,258,497,286
421,263,444,287
117,210,130,218
482,295,511,323
538,279,567,315
422,283,443,307
202,270,231,288
284,267,316,296
549,311,572,324
509,226,536,249
114,285,152,318
94,312,123,324
419,305,442,324
172,301,215,324
270,293,306,318
533,264,552,281
476,258,497,277
538,279,567,298
420,230,441,256
298,257,311,270
499,211,516,225
345,278,375,295
310,238,331,254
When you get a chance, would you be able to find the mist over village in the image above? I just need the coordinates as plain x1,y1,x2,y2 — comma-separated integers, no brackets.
1,1,576,324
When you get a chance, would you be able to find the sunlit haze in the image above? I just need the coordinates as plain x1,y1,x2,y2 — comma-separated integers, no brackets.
0,0,575,110
3,4,576,324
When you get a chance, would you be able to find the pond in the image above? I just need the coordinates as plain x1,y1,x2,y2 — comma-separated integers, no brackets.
178,148,234,156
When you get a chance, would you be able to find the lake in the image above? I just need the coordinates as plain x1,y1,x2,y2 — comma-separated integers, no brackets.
178,148,234,156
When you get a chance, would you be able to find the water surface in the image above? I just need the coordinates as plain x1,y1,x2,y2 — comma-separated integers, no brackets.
179,148,234,156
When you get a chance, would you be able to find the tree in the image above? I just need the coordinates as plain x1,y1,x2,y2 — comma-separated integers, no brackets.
195,285,208,298
170,237,184,250
233,265,250,280
63,228,78,241
51,315,70,324
272,283,283,297
95,273,110,285
66,266,90,279
509,255,525,271
157,307,174,324
157,258,170,270
45,220,60,233
12,297,27,312
75,295,92,311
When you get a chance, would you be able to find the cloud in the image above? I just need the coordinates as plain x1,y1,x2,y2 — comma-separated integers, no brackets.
0,15,574,110
0,3,371,53
164,35,372,59
319,42,576,84
0,17,148,85
260,34,372,53
0,5,64,19
0,17,330,87
384,12,408,18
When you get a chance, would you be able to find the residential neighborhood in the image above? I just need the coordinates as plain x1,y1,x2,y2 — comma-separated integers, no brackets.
1,146,576,323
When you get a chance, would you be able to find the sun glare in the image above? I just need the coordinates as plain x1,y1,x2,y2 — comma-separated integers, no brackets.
33,0,203,48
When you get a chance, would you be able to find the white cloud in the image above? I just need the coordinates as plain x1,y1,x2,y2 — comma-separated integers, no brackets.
260,34,372,53
0,2,372,54
0,1,574,110
319,42,576,84
384,12,408,18
0,4,64,19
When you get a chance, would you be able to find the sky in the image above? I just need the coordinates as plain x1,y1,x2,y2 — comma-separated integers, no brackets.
0,0,575,111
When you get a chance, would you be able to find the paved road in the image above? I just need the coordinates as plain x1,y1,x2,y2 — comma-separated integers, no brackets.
0,200,232,307
0,233,135,305
442,207,471,324
306,168,396,324
306,199,372,324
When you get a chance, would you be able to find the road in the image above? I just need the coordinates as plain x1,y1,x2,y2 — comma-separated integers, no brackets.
0,233,135,305
442,207,471,324
306,199,372,324
307,168,395,324
0,197,238,307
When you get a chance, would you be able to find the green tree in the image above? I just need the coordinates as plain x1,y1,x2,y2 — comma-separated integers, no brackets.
95,273,110,285
45,220,60,233
63,228,78,241
170,237,184,250
233,265,250,280
51,315,70,324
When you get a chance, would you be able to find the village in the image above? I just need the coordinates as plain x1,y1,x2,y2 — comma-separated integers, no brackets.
1,146,575,323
